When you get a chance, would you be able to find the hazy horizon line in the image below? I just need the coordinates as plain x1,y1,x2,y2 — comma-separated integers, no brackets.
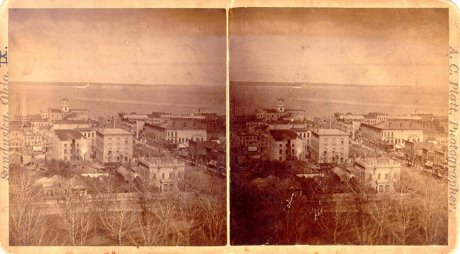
230,80,440,88
10,81,224,88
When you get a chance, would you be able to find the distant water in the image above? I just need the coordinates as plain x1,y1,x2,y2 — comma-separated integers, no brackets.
9,82,226,117
230,82,448,117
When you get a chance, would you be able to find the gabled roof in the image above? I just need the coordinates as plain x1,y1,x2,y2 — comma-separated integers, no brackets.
54,120,89,125
97,128,132,136
49,108,62,113
54,129,85,141
270,130,298,141
262,109,279,113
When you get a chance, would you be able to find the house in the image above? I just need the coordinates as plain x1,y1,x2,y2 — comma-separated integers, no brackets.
137,156,185,192
353,157,401,193
359,119,423,150
52,129,89,161
256,98,305,123
310,129,349,164
143,119,207,149
268,129,305,161
95,128,133,163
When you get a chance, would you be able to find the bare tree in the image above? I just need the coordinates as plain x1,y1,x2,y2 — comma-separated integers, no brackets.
9,172,59,245
388,194,418,245
316,200,351,244
366,194,393,244
56,179,94,246
94,177,138,245
196,197,226,245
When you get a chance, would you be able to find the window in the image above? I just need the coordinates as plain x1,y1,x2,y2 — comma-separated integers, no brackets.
378,173,381,179
279,149,282,154
379,185,383,192
385,173,389,179
162,173,165,179
64,149,67,154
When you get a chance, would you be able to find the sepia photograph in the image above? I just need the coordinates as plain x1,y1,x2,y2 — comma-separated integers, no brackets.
230,8,449,245
8,8,227,246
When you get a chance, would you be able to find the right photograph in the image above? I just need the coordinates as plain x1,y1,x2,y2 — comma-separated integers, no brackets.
229,8,449,245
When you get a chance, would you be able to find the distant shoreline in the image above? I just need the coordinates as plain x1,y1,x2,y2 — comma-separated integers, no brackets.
10,81,222,88
230,81,432,88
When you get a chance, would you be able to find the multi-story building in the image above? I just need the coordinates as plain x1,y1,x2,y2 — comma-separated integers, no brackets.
268,129,304,161
14,114,43,123
310,129,349,164
137,156,185,192
292,127,312,158
353,158,401,193
9,130,23,152
359,120,424,150
95,128,133,163
143,119,207,148
51,129,89,161
363,112,388,125
78,128,97,159
146,112,170,125
256,98,305,123
48,98,89,123
31,119,51,133
52,120,91,130
23,132,43,152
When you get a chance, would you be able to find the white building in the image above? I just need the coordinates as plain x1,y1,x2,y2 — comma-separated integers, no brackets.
51,129,90,161
95,128,134,163
353,158,401,193
138,156,185,192
310,129,349,164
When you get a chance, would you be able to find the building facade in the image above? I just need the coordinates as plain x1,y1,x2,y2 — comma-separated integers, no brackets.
137,156,185,192
353,158,401,193
310,129,349,164
51,130,89,161
95,128,134,163
268,130,305,161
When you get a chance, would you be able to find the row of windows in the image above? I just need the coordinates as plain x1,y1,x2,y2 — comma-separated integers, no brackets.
25,136,41,140
240,136,257,141
64,148,80,154
279,148,295,155
369,172,397,181
166,131,178,137
298,132,310,139
83,132,95,138
152,171,182,180
322,137,345,142
378,184,391,193
167,137,204,143
279,143,295,148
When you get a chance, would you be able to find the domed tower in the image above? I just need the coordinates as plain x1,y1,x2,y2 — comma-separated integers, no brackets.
61,98,69,113
276,98,285,113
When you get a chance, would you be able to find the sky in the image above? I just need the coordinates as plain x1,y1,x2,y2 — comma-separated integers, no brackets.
230,8,449,88
9,8,226,86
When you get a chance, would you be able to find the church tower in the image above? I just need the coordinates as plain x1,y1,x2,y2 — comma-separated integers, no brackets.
61,98,69,113
276,98,285,113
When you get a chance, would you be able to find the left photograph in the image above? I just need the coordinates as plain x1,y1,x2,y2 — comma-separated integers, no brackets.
8,9,226,246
